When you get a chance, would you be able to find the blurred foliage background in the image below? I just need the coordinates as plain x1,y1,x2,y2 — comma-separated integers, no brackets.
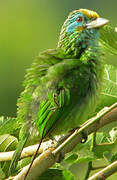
0,0,117,116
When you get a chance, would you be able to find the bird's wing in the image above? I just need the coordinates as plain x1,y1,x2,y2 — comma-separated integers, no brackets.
23,49,65,88
8,131,28,175
35,87,71,138
30,57,83,138
17,48,66,124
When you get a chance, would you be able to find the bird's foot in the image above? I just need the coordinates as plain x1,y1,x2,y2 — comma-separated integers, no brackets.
49,135,66,163
49,134,70,147
53,127,88,145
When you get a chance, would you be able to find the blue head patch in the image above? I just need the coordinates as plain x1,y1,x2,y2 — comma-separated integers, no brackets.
66,12,88,33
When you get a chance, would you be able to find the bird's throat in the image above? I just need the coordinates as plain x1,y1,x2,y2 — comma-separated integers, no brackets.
58,29,100,58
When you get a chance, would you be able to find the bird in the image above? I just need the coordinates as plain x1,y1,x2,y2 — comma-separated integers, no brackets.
9,9,109,178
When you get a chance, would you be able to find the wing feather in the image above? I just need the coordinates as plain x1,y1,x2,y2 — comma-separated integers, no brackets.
36,88,71,138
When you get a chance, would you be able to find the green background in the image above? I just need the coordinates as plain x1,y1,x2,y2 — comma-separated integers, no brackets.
0,0,116,116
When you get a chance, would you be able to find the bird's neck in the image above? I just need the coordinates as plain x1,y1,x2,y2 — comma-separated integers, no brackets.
57,29,100,59
58,29,103,85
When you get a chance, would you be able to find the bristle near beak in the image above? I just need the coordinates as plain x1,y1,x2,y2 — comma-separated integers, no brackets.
85,18,109,29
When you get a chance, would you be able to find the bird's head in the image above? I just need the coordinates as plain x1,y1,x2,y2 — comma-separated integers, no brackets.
58,9,109,57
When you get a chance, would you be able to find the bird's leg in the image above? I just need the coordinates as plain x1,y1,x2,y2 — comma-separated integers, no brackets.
49,135,59,147
50,127,88,149
49,127,88,163
49,134,69,146
48,134,66,162
56,134,71,145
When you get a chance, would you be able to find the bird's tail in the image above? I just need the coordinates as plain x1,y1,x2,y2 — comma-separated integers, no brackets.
8,132,29,176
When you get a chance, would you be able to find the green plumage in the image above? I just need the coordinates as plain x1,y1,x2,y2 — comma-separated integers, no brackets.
9,9,109,174
17,47,102,138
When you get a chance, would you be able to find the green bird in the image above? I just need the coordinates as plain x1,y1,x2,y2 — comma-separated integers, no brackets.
9,9,109,177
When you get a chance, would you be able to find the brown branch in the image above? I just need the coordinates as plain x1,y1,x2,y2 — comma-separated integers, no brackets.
0,139,53,162
0,144,41,162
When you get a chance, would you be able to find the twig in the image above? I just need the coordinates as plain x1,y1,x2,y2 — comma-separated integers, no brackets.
0,141,52,162
88,160,117,180
91,165,107,170
85,161,92,180
85,132,97,179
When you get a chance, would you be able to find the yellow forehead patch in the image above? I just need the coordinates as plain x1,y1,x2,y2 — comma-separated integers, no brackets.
70,9,100,19
79,9,99,18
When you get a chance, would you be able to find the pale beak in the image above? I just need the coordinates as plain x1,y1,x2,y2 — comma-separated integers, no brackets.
85,18,109,29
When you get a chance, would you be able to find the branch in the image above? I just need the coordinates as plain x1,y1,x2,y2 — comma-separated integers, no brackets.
0,141,53,162
88,160,117,180
11,103,117,179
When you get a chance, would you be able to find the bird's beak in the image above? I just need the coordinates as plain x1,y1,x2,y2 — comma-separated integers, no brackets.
85,18,109,29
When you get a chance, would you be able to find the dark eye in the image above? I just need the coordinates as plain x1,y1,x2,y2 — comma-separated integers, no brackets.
76,16,83,22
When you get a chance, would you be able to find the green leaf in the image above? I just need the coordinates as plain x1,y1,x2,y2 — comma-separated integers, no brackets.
1,161,10,178
110,152,117,163
0,166,5,179
0,134,18,152
109,127,117,142
62,170,76,180
100,25,117,55
103,151,113,163
18,157,32,169
102,65,117,101
66,135,97,164
9,133,28,175
100,25,117,67
37,169,75,180
65,154,78,163
0,116,4,126
0,134,18,178
95,64,117,113
94,143,117,159
0,117,19,137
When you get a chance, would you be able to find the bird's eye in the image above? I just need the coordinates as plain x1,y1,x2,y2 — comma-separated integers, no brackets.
76,16,83,22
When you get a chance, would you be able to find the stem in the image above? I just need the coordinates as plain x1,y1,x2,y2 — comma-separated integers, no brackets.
90,132,96,152
85,162,92,180
85,132,97,179
0,140,52,162
92,165,107,170
88,160,117,180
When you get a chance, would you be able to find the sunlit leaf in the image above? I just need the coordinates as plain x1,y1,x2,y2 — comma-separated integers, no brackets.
0,134,18,152
100,25,117,67
95,64,117,114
